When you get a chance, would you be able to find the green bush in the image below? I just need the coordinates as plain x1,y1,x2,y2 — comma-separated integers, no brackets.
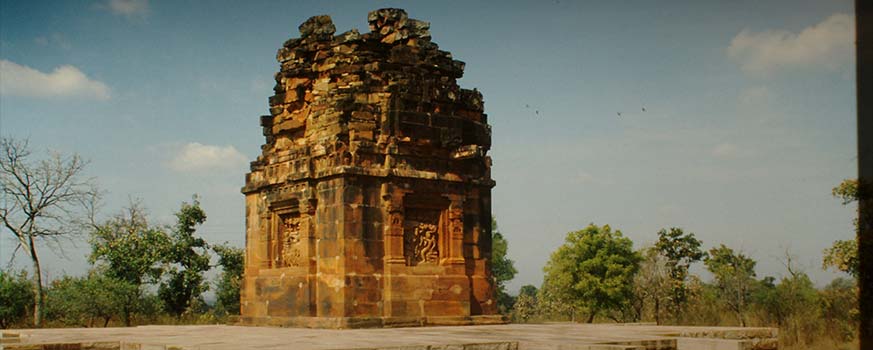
819,278,858,344
45,272,138,327
0,270,34,328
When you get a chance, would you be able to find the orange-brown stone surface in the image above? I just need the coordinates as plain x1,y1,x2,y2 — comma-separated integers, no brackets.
240,8,500,328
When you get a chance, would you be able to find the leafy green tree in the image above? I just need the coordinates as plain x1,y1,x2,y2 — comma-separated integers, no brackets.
0,269,34,328
751,276,781,325
45,271,137,327
775,272,821,346
213,243,244,316
704,244,756,326
654,227,705,319
0,138,100,326
518,284,538,299
541,224,641,323
159,197,211,317
823,178,860,278
89,201,171,325
491,216,518,313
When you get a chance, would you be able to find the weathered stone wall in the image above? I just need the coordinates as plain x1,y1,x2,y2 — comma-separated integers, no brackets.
240,8,500,328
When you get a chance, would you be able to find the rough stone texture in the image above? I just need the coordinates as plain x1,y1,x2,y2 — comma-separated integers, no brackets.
240,8,498,328
1,324,778,350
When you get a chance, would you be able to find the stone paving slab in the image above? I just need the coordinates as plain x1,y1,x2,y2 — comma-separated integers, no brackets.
0,323,777,350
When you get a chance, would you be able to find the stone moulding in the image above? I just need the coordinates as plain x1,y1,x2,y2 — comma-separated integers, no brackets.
240,8,502,328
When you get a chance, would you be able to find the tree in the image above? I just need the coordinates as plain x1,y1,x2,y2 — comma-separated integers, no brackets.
511,284,539,323
633,247,671,324
518,284,538,299
89,201,171,325
158,197,210,317
832,178,859,205
44,271,137,327
213,243,244,316
823,239,859,278
819,277,858,344
704,244,756,326
751,276,781,325
823,178,860,278
0,269,34,328
654,227,705,319
775,272,820,346
537,281,574,321
490,216,518,313
540,224,641,323
0,138,99,326
682,275,723,326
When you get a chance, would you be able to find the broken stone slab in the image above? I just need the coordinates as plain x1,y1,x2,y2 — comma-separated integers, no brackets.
298,14,335,40
368,8,409,32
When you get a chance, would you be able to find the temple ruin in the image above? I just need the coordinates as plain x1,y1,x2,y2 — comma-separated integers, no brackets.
240,8,502,328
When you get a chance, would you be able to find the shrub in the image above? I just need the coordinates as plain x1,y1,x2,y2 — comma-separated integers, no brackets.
0,270,34,328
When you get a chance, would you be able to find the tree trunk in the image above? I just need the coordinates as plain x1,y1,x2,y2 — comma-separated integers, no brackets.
655,298,661,325
123,290,136,326
736,307,745,327
28,237,44,327
586,312,595,323
123,306,132,327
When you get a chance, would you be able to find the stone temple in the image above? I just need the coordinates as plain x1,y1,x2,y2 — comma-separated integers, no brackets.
240,8,501,328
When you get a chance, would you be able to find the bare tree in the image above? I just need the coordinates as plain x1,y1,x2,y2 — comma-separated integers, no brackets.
0,138,99,326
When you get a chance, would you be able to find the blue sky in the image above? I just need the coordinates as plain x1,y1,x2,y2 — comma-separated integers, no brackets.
0,0,857,292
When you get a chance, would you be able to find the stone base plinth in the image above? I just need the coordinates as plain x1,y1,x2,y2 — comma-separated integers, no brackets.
238,315,508,329
1,323,778,350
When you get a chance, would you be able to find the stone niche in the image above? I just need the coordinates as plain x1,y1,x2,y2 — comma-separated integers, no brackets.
240,8,503,328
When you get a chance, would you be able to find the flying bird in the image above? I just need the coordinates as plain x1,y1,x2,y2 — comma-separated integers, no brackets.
642,107,646,112
617,112,622,117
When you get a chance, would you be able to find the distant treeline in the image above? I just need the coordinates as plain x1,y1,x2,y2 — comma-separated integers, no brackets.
492,179,860,350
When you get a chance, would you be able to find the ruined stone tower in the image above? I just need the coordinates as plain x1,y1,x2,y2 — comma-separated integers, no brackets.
240,8,500,328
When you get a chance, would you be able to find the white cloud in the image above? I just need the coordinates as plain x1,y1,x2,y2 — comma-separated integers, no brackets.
712,143,740,158
0,60,110,100
167,143,248,172
727,13,853,75
104,0,149,17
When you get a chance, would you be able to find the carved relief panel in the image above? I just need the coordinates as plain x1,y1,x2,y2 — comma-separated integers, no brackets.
268,210,305,268
279,213,303,267
403,208,442,266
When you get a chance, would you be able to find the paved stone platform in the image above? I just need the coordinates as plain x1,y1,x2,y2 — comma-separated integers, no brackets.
0,323,777,350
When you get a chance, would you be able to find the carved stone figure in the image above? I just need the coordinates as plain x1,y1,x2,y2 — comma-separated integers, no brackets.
280,216,301,267
414,223,439,263
405,223,439,265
